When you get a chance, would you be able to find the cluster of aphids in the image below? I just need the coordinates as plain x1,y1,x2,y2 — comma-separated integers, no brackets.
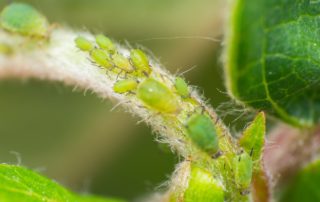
75,35,253,193
75,34,220,152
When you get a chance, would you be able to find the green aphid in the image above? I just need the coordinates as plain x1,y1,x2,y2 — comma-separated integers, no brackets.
184,165,224,202
186,113,219,155
75,36,94,52
0,3,49,37
112,53,134,73
113,79,138,94
175,77,190,98
90,49,113,68
130,49,152,76
95,34,116,54
137,78,180,113
232,152,253,190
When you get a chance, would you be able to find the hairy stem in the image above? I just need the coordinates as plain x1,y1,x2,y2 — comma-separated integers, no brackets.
0,27,245,201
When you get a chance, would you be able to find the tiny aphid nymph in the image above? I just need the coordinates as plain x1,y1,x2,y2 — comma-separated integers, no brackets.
75,36,94,52
186,113,219,155
95,34,116,54
0,3,49,37
113,79,138,94
232,151,253,190
175,77,190,98
90,49,113,68
130,49,152,76
137,78,180,113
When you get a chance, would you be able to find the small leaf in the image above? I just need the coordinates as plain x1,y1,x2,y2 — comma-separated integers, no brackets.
225,0,320,127
0,164,124,202
279,160,320,202
239,112,266,163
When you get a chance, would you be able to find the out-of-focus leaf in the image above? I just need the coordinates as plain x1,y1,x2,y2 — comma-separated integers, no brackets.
279,160,320,202
252,168,271,202
0,164,125,202
226,0,320,127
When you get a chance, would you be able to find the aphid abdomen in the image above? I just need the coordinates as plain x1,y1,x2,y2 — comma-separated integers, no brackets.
137,78,180,113
113,54,134,73
232,152,253,190
95,34,116,54
75,36,94,52
186,114,219,155
130,49,152,76
113,79,138,94
90,49,113,68
175,77,190,98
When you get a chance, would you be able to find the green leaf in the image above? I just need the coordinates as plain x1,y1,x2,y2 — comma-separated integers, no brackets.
184,165,224,202
279,160,320,202
225,0,320,127
0,164,125,202
239,112,265,163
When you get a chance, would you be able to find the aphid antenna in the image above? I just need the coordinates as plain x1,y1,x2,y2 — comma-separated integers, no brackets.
212,151,223,159
134,35,220,43
110,100,130,112
177,65,198,76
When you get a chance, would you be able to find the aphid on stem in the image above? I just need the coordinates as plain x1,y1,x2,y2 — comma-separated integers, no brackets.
113,79,139,94
136,78,180,114
185,113,219,155
0,3,49,38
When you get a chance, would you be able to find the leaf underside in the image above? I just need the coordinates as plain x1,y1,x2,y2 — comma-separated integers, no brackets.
227,0,320,127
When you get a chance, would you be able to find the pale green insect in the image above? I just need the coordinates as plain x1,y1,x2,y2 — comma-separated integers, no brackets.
75,36,94,52
95,34,116,54
112,53,135,73
0,3,49,37
175,77,190,98
232,151,253,191
113,79,138,94
186,113,219,155
137,78,180,113
90,49,113,68
130,49,152,76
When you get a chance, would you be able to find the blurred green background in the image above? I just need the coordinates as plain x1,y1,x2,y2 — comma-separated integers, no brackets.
0,0,231,200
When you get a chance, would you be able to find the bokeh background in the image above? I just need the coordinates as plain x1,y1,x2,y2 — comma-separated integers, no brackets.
0,0,236,200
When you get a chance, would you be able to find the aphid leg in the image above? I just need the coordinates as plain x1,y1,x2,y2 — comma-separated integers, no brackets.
116,70,123,80
127,91,136,95
215,117,220,125
250,148,254,157
137,113,154,125
240,189,250,196
143,71,149,77
212,150,223,159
